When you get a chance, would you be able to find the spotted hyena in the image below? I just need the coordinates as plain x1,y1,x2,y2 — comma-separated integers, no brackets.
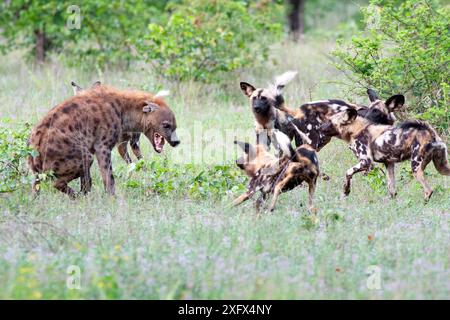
233,128,319,213
319,106,449,201
71,81,142,164
28,84,180,198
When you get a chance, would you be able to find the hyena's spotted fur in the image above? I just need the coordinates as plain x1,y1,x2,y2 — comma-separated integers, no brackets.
71,81,142,164
320,107,449,201
233,130,319,213
28,84,180,197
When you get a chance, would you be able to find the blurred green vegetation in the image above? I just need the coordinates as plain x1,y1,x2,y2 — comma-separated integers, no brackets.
332,0,449,132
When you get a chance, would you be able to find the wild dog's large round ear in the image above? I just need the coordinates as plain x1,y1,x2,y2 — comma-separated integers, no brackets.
143,101,159,113
344,108,358,122
234,140,256,159
367,88,380,102
240,82,256,97
385,94,405,111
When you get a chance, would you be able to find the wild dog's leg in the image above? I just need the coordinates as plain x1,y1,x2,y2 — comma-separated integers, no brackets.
255,193,268,214
343,158,372,196
130,133,142,160
268,167,296,212
95,147,115,195
386,163,397,198
232,191,252,206
308,177,317,211
411,142,433,201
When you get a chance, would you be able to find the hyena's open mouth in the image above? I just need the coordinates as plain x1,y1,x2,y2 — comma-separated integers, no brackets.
154,132,165,153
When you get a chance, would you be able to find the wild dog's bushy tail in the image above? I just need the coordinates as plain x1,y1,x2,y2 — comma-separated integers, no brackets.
431,141,450,176
270,71,298,115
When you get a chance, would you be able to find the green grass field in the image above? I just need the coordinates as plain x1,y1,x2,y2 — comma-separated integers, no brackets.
1,40,449,299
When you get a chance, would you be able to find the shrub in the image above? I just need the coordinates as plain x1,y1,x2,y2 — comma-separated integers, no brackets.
332,0,450,133
126,158,247,200
135,0,283,82
0,120,36,193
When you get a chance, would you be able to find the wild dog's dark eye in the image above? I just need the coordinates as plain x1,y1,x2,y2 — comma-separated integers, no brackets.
163,123,171,129
261,96,267,101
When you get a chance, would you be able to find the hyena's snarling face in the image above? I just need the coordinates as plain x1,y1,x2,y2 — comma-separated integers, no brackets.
142,101,180,153
360,89,405,125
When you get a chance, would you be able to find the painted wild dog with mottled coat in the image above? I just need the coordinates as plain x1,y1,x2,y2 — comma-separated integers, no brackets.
319,106,449,201
233,128,319,213
28,84,180,197
276,89,404,151
240,73,401,152
71,81,143,164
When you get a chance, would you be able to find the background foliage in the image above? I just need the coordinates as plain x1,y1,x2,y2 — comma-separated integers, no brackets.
332,0,450,132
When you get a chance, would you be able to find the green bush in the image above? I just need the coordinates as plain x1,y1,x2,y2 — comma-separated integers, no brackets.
135,0,283,82
0,0,167,66
0,120,36,193
332,0,449,133
126,158,247,200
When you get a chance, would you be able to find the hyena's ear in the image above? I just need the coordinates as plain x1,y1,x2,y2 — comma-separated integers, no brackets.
385,95,405,111
240,82,256,97
367,88,380,102
91,81,101,88
343,108,358,122
143,101,159,113
71,81,82,95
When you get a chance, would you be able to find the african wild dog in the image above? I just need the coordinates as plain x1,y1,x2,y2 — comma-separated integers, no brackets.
28,84,180,198
240,71,302,149
356,89,403,125
240,73,401,153
233,127,319,213
71,81,143,164
319,107,450,201
276,89,403,151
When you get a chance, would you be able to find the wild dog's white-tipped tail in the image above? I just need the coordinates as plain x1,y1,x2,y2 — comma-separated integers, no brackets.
272,130,293,157
290,122,312,145
275,71,298,92
155,90,170,98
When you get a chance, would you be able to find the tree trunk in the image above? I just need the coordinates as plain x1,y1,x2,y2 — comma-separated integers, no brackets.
287,0,305,42
34,29,46,63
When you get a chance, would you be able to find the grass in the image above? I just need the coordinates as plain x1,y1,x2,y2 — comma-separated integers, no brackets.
0,39,449,299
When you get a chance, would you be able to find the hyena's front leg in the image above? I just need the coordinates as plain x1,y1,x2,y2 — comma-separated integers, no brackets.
344,158,372,196
117,133,132,164
95,147,115,195
129,133,142,160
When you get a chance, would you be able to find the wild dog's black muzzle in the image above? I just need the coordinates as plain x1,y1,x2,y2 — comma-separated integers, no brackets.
253,99,269,114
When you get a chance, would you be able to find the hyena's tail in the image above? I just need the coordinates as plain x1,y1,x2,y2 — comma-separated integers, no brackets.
431,141,450,176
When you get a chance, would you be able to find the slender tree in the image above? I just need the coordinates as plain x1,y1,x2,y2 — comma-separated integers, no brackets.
287,0,305,41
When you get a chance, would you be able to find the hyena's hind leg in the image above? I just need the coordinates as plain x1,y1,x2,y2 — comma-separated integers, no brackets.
411,141,434,201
